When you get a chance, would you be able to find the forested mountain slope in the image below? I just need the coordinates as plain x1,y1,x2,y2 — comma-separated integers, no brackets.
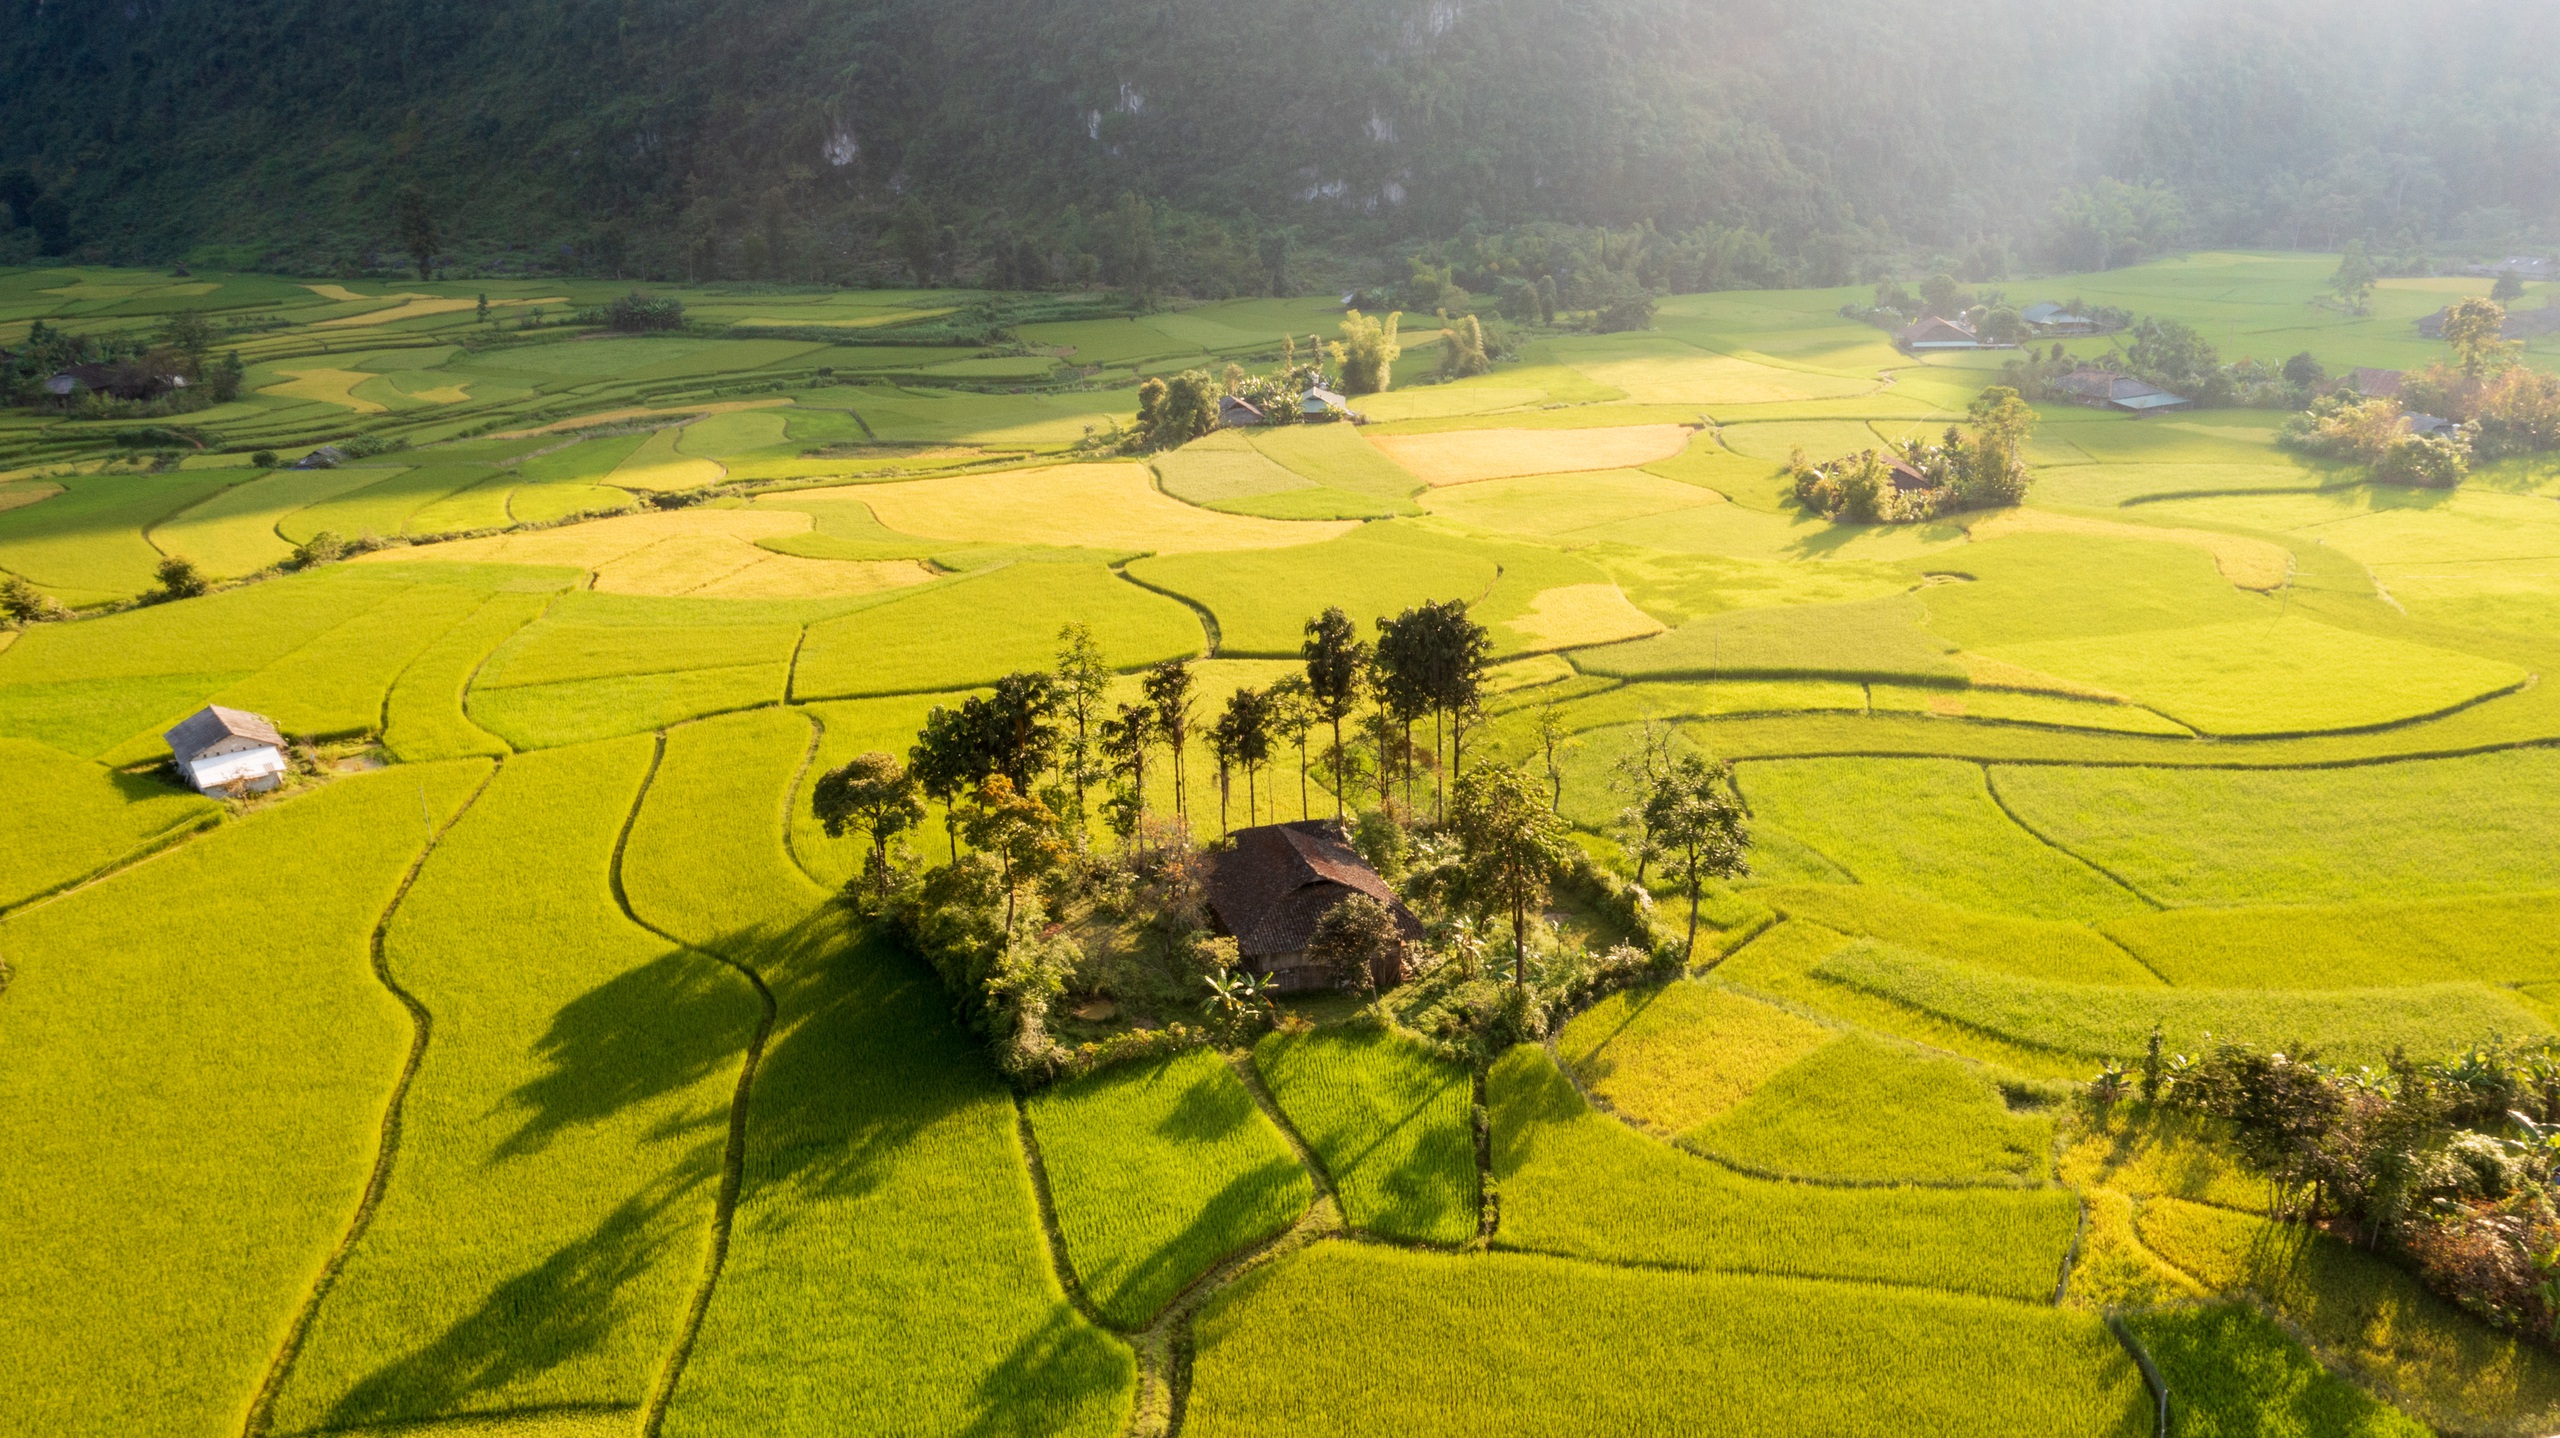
1,0,2554,278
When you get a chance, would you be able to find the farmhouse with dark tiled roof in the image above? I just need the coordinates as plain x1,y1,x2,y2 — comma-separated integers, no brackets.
164,705,288,794
1201,820,1424,992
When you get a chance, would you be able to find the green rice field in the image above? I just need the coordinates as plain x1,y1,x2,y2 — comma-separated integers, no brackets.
7,253,2560,1434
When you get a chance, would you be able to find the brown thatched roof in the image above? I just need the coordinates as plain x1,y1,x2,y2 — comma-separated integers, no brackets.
1202,821,1424,959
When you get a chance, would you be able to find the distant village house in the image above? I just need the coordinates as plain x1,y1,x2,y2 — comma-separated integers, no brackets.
2021,302,2104,336
165,706,288,794
2050,368,2192,415
1301,386,1354,421
44,362,188,402
2351,368,2405,399
1897,316,1984,352
1201,820,1425,992
1217,394,1264,429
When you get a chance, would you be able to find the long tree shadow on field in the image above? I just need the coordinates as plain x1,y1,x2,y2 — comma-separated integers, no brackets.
319,1179,704,1430
958,1301,1143,1438
491,946,759,1160
1085,1154,1309,1329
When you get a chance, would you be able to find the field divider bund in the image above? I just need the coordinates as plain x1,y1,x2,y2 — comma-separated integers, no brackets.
1976,763,2168,909
609,731,781,1438
239,757,503,1438
2105,1315,2170,1438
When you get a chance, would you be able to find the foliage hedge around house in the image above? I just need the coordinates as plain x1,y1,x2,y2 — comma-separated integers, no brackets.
1185,1245,2153,1438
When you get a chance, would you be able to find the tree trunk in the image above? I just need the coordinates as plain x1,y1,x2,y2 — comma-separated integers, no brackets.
1331,717,1346,819
1684,873,1701,960
1298,741,1310,820
1513,898,1527,988
1433,708,1445,822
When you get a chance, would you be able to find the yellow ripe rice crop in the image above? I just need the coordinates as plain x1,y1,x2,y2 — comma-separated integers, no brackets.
260,367,389,413
1966,507,2292,591
1366,424,1696,485
607,426,726,491
1504,582,1665,649
853,462,1356,552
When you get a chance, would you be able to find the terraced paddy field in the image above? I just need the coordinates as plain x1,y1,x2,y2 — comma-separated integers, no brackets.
7,253,2560,1436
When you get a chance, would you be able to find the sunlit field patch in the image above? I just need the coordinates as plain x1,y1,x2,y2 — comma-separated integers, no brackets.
1365,424,1695,485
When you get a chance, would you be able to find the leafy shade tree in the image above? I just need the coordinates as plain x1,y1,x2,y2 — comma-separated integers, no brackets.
1612,716,1679,887
910,704,982,857
1533,696,1576,809
1452,764,1572,989
2330,240,2378,315
891,197,939,284
2492,272,2528,304
393,183,439,281
1142,658,1196,825
1332,310,1402,395
1977,306,2026,346
1212,685,1272,830
812,752,925,888
1054,622,1111,847
159,310,214,374
1954,386,2037,509
1307,892,1396,994
1098,701,1154,845
151,555,208,602
1642,755,1751,958
1369,612,1436,812
1135,370,1217,450
2282,351,2328,389
0,575,65,624
2442,298,2519,378
1266,675,1316,821
206,351,245,403
961,776,1065,935
973,671,1058,793
1438,314,1492,380
1535,275,1559,326
2048,179,2186,271
1301,606,1370,818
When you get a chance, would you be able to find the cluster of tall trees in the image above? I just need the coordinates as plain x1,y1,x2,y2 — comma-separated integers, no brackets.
1789,387,2037,523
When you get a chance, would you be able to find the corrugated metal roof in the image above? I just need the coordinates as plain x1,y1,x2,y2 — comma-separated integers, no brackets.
165,705,284,760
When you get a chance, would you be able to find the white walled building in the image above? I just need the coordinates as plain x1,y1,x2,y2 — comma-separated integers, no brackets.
164,706,288,794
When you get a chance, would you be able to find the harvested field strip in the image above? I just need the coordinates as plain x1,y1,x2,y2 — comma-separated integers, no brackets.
265,739,762,1433
853,462,1356,553
1253,1028,1477,1246
0,736,217,909
385,591,553,761
1814,940,2552,1064
1187,1245,2151,1437
1028,1047,1313,1329
1489,1045,2081,1301
0,762,489,1438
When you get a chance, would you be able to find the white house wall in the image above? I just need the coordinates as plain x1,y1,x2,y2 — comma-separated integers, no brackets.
186,746,286,793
